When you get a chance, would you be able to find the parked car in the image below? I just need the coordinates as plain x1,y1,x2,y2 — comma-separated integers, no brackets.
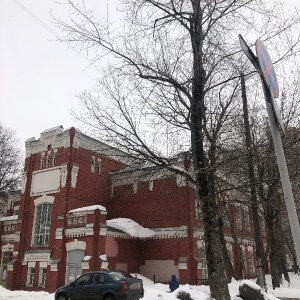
55,270,144,300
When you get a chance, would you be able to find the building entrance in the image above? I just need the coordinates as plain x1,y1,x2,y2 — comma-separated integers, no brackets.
67,249,84,284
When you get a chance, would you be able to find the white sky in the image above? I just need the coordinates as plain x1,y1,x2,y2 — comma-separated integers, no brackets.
0,0,119,148
0,0,299,151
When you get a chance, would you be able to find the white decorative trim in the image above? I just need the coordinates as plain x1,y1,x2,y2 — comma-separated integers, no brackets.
100,224,107,236
106,230,134,239
91,156,96,173
81,256,91,270
111,168,174,189
30,168,61,196
152,226,187,239
71,164,79,188
106,226,188,240
81,261,90,270
133,182,138,194
99,254,108,269
61,164,68,187
34,195,55,206
25,127,68,158
1,233,20,242
24,251,51,262
193,228,204,239
40,261,48,268
50,259,60,271
55,228,63,240
66,239,86,251
178,258,188,270
97,158,102,175
21,172,27,194
101,261,109,269
149,180,153,191
176,174,186,186
7,260,16,271
65,224,94,238
1,243,14,252
72,131,130,164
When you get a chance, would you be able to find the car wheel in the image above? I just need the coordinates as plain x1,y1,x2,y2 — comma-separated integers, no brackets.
56,294,67,300
104,294,114,300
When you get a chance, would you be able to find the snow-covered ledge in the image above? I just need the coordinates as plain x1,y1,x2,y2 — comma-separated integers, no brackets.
68,205,107,215
106,218,155,239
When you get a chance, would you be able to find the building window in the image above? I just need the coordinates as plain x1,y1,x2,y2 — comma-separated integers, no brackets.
97,159,101,175
91,156,95,173
198,242,208,280
222,204,230,228
14,206,19,216
236,206,242,231
27,267,35,286
40,153,45,169
1,251,13,281
226,243,234,266
52,150,57,167
33,204,52,246
248,247,256,275
244,207,250,232
47,153,51,168
39,268,47,286
149,180,154,191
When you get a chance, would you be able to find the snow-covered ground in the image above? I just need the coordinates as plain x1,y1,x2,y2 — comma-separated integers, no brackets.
0,273,299,300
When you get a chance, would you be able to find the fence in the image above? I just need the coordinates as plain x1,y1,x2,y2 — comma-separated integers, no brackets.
152,275,209,286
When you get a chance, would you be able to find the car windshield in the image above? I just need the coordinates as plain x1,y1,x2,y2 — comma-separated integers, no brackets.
108,270,133,281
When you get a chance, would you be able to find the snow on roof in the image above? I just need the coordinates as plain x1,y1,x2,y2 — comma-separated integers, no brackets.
41,125,63,134
0,215,18,222
107,218,155,238
68,205,106,214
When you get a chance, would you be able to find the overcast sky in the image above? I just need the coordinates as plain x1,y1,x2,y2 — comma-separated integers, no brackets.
0,0,119,148
0,0,299,151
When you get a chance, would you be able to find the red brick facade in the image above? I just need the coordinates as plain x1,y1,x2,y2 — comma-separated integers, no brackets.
0,126,262,292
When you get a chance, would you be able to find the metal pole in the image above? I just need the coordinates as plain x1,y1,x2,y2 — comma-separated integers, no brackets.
261,78,300,269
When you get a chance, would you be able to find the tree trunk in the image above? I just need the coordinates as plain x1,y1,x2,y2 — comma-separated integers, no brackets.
218,216,237,282
190,2,230,298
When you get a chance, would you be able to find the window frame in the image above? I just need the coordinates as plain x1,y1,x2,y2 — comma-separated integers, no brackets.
32,203,52,246
26,267,35,286
39,267,47,287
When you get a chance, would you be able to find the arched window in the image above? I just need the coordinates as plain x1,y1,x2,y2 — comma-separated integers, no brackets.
33,203,52,245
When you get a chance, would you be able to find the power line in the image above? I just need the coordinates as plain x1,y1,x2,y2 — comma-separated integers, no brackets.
11,0,101,72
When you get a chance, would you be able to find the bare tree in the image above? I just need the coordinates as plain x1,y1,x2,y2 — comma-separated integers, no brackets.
0,123,22,215
56,1,300,298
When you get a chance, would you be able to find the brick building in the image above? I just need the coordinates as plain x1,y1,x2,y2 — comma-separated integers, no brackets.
0,126,260,292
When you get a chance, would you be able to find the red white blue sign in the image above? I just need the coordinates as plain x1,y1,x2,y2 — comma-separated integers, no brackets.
255,40,279,98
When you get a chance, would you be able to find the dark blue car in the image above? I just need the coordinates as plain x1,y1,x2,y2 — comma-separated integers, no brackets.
55,270,144,300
